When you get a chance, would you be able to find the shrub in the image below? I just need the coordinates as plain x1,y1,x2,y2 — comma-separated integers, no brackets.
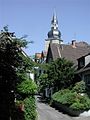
70,95,90,110
79,95,90,109
70,102,85,110
17,79,37,95
72,81,86,93
24,96,37,120
16,78,37,120
52,88,90,111
15,100,23,108
52,89,77,105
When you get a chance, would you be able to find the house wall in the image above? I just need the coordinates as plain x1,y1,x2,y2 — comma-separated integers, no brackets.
30,73,34,81
85,55,90,66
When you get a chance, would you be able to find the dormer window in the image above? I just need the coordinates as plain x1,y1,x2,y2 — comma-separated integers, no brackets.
80,59,84,67
78,57,85,69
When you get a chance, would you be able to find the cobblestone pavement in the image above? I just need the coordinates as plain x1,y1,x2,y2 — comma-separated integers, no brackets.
36,96,90,120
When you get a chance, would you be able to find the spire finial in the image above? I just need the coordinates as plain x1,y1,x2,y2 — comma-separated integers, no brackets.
53,8,56,17
51,9,58,30
52,8,57,22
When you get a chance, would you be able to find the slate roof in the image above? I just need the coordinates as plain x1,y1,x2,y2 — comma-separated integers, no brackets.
47,42,90,68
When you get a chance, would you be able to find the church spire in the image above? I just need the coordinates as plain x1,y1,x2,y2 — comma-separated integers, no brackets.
45,11,63,52
48,11,61,39
51,10,58,30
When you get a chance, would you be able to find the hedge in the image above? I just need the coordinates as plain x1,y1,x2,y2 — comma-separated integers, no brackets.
24,96,37,120
52,88,90,110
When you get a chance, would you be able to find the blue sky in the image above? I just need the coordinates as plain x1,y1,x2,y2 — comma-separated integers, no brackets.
0,0,90,55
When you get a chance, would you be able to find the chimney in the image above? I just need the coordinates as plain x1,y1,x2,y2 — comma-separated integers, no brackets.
72,40,76,48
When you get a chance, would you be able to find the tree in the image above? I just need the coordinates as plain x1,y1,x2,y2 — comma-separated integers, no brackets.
38,73,48,92
47,58,75,91
0,27,34,119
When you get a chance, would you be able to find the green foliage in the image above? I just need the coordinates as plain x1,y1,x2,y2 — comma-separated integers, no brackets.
24,96,37,120
14,97,37,120
70,102,85,110
0,27,36,119
52,89,77,105
47,58,75,90
38,73,49,91
17,79,37,95
70,95,90,110
15,100,24,107
37,58,75,94
39,63,49,71
52,88,90,110
0,27,34,70
72,81,86,93
0,27,31,118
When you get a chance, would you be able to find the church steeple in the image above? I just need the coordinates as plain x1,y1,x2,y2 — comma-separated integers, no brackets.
45,11,63,52
48,11,61,39
51,11,58,30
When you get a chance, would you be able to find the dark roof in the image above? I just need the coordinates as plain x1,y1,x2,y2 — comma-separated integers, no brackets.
75,41,88,47
77,53,90,60
49,42,90,67
76,63,90,73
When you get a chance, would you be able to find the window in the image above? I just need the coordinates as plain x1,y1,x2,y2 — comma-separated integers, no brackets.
78,57,85,69
80,60,84,67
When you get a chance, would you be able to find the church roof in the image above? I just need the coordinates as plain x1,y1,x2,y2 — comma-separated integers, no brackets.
46,41,90,68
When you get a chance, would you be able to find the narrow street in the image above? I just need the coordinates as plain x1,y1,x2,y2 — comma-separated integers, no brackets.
36,96,90,120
